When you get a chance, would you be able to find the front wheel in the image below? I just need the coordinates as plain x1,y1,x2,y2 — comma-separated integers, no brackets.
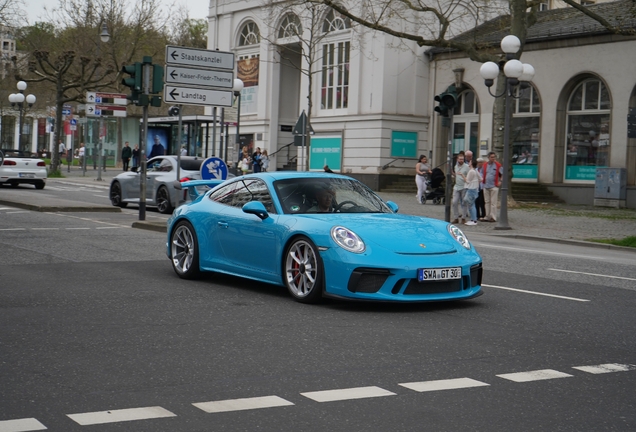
283,236,323,303
156,186,174,214
109,181,128,207
170,220,200,279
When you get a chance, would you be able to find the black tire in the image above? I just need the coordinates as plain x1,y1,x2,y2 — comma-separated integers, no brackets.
9,182,18,188
109,181,128,208
156,186,174,214
35,182,45,190
283,236,324,303
420,195,427,205
170,220,200,279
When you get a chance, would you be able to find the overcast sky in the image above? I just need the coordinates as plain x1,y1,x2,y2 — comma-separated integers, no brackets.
23,0,209,25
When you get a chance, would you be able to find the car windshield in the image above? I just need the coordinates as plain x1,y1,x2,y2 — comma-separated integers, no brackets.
274,177,393,214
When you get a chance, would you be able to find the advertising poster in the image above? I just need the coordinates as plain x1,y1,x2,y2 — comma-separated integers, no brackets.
147,127,170,159
238,57,259,114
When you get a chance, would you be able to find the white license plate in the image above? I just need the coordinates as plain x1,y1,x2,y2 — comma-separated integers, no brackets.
418,267,461,281
19,173,35,178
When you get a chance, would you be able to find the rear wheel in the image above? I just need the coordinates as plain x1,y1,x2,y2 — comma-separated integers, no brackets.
35,181,45,190
156,186,174,214
283,236,323,303
109,181,128,208
170,220,200,279
9,182,18,188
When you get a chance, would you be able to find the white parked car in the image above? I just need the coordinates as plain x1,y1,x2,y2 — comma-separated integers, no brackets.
0,149,47,189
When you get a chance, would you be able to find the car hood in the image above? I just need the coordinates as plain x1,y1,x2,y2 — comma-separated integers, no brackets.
300,213,460,254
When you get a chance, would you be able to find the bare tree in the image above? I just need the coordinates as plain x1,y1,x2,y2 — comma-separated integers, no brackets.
14,0,171,172
0,0,26,27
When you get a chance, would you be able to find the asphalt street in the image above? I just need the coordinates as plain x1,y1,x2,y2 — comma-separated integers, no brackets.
0,171,635,431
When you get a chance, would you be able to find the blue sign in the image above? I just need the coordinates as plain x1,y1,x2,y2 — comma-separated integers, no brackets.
62,109,71,115
70,119,77,125
200,157,228,180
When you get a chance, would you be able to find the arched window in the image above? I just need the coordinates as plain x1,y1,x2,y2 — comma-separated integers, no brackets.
565,79,610,181
452,90,479,155
322,9,351,33
320,9,351,112
239,21,260,46
278,13,302,38
511,85,541,180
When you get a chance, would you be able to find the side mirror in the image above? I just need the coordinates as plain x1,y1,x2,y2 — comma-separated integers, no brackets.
386,201,399,213
242,201,269,220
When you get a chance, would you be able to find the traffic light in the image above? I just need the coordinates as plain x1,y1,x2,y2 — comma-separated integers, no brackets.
121,62,142,103
168,106,180,117
434,85,459,117
152,64,164,94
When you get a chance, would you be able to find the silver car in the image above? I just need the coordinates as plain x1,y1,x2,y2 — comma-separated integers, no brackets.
0,149,47,189
109,155,203,213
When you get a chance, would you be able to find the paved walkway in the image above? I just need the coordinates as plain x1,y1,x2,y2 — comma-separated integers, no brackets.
17,168,636,246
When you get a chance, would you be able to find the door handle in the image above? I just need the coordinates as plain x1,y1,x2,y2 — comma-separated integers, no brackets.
218,222,229,229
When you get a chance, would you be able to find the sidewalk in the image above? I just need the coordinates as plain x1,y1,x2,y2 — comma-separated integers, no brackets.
29,168,636,247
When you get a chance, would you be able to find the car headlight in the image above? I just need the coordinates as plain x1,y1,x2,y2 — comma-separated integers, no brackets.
331,226,365,253
448,224,471,250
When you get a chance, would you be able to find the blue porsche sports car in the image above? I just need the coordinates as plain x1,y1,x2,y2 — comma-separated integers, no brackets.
166,172,483,303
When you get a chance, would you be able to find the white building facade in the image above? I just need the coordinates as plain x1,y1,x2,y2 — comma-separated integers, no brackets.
207,1,431,189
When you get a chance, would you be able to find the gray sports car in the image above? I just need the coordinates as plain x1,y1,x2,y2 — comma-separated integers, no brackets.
109,155,203,214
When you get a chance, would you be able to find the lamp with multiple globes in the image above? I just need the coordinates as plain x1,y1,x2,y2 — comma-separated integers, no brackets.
479,35,535,230
8,81,36,153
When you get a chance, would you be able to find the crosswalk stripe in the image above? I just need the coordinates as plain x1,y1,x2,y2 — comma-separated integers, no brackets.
399,377,490,392
497,369,573,382
193,395,294,413
67,406,176,426
301,386,396,402
572,363,635,374
0,417,47,432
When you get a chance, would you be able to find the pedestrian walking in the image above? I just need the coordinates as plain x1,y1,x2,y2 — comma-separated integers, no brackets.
121,142,132,171
260,150,270,172
475,158,487,219
451,153,470,224
460,159,482,226
480,151,503,222
132,144,140,168
58,140,66,167
415,155,431,204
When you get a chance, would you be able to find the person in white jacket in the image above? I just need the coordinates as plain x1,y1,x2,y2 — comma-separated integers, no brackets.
460,159,483,226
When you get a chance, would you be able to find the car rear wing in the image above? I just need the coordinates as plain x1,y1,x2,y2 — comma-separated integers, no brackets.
173,179,224,200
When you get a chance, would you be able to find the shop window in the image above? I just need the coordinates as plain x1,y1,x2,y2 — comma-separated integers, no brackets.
565,79,611,181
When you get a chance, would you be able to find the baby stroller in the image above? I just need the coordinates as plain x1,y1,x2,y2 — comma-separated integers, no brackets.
422,167,446,205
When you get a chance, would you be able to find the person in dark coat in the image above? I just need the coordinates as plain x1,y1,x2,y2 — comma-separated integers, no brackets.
121,141,132,171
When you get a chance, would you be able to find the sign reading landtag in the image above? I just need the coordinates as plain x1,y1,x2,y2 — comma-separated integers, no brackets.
200,157,228,180
165,65,234,89
165,45,234,70
164,85,233,107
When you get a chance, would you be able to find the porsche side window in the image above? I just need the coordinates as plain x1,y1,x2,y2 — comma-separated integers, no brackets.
208,182,237,205
225,179,276,213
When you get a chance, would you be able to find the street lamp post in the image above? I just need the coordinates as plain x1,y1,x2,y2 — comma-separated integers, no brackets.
96,22,110,182
232,78,244,175
8,81,36,153
479,35,535,230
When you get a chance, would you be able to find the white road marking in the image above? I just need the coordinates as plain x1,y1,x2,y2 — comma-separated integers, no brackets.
497,369,573,383
399,377,490,392
0,228,26,231
193,395,294,413
65,227,91,230
67,406,176,426
96,226,129,230
93,194,109,198
0,417,47,431
483,284,590,302
6,211,29,214
30,228,59,230
572,363,636,374
301,386,396,402
549,268,636,282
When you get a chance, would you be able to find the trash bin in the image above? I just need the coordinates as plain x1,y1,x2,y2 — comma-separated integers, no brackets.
594,167,626,208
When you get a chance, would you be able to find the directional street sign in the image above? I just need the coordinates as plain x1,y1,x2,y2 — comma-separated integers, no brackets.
62,104,72,116
165,65,233,89
86,104,128,117
165,46,234,70
86,92,128,106
163,85,233,107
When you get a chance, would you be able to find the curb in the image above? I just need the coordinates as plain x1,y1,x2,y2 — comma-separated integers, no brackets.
0,200,121,213
132,221,166,233
493,233,636,253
